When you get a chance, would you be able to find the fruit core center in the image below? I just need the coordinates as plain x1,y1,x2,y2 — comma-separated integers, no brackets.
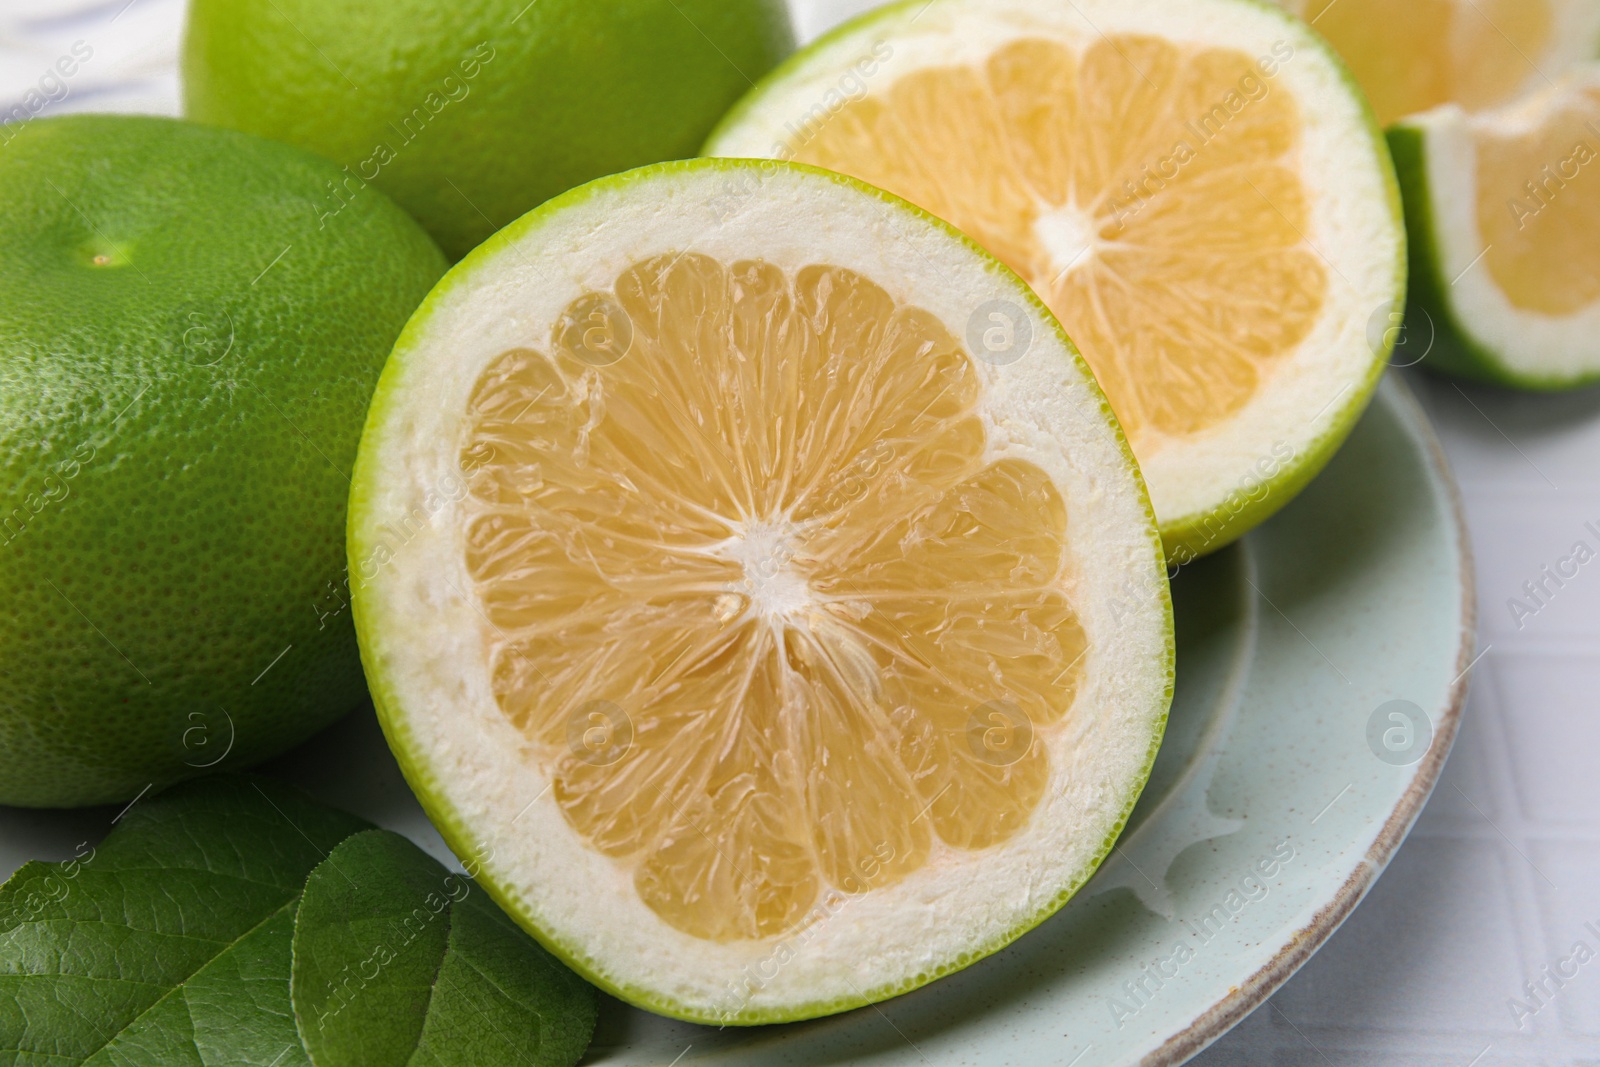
1032,202,1101,276
715,518,812,625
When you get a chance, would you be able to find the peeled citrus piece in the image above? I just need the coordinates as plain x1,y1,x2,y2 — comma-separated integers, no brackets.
1392,64,1600,388
349,160,1173,1023
1273,0,1600,127
707,0,1405,561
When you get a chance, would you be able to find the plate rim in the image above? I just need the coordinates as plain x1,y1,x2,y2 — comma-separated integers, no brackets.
1145,374,1478,1067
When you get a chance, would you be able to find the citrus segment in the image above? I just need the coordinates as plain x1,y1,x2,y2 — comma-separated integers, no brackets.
349,159,1173,1022
1390,65,1600,387
1278,0,1564,126
707,0,1405,560
1479,87,1600,315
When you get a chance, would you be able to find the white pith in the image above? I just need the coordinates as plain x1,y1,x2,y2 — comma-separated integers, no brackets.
705,0,1404,540
1404,65,1600,382
714,519,814,625
350,162,1172,1020
1032,202,1101,277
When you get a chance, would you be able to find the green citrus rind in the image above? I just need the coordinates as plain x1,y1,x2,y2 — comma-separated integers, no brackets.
349,156,1176,1025
0,114,445,809
182,0,796,260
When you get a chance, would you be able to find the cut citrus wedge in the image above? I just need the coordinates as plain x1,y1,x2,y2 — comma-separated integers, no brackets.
1274,0,1600,127
1391,64,1600,388
349,160,1174,1023
707,0,1406,561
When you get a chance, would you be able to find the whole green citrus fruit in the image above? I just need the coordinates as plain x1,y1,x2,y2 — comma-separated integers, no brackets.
181,0,796,260
0,114,446,808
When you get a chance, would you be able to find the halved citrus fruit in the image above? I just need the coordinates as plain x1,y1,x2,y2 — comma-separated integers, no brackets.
706,0,1406,561
1391,64,1600,388
1274,0,1600,127
349,159,1173,1023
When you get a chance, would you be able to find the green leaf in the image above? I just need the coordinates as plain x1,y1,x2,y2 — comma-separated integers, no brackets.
291,830,597,1067
0,775,369,1067
413,884,598,1067
289,830,454,1064
79,903,312,1067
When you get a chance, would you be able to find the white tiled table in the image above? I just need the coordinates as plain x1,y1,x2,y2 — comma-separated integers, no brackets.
1218,377,1600,1067
4,2,1598,1063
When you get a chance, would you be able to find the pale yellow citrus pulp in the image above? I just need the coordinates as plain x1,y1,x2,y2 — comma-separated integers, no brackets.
1476,83,1600,314
1278,0,1554,127
787,35,1329,459
459,253,1088,942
